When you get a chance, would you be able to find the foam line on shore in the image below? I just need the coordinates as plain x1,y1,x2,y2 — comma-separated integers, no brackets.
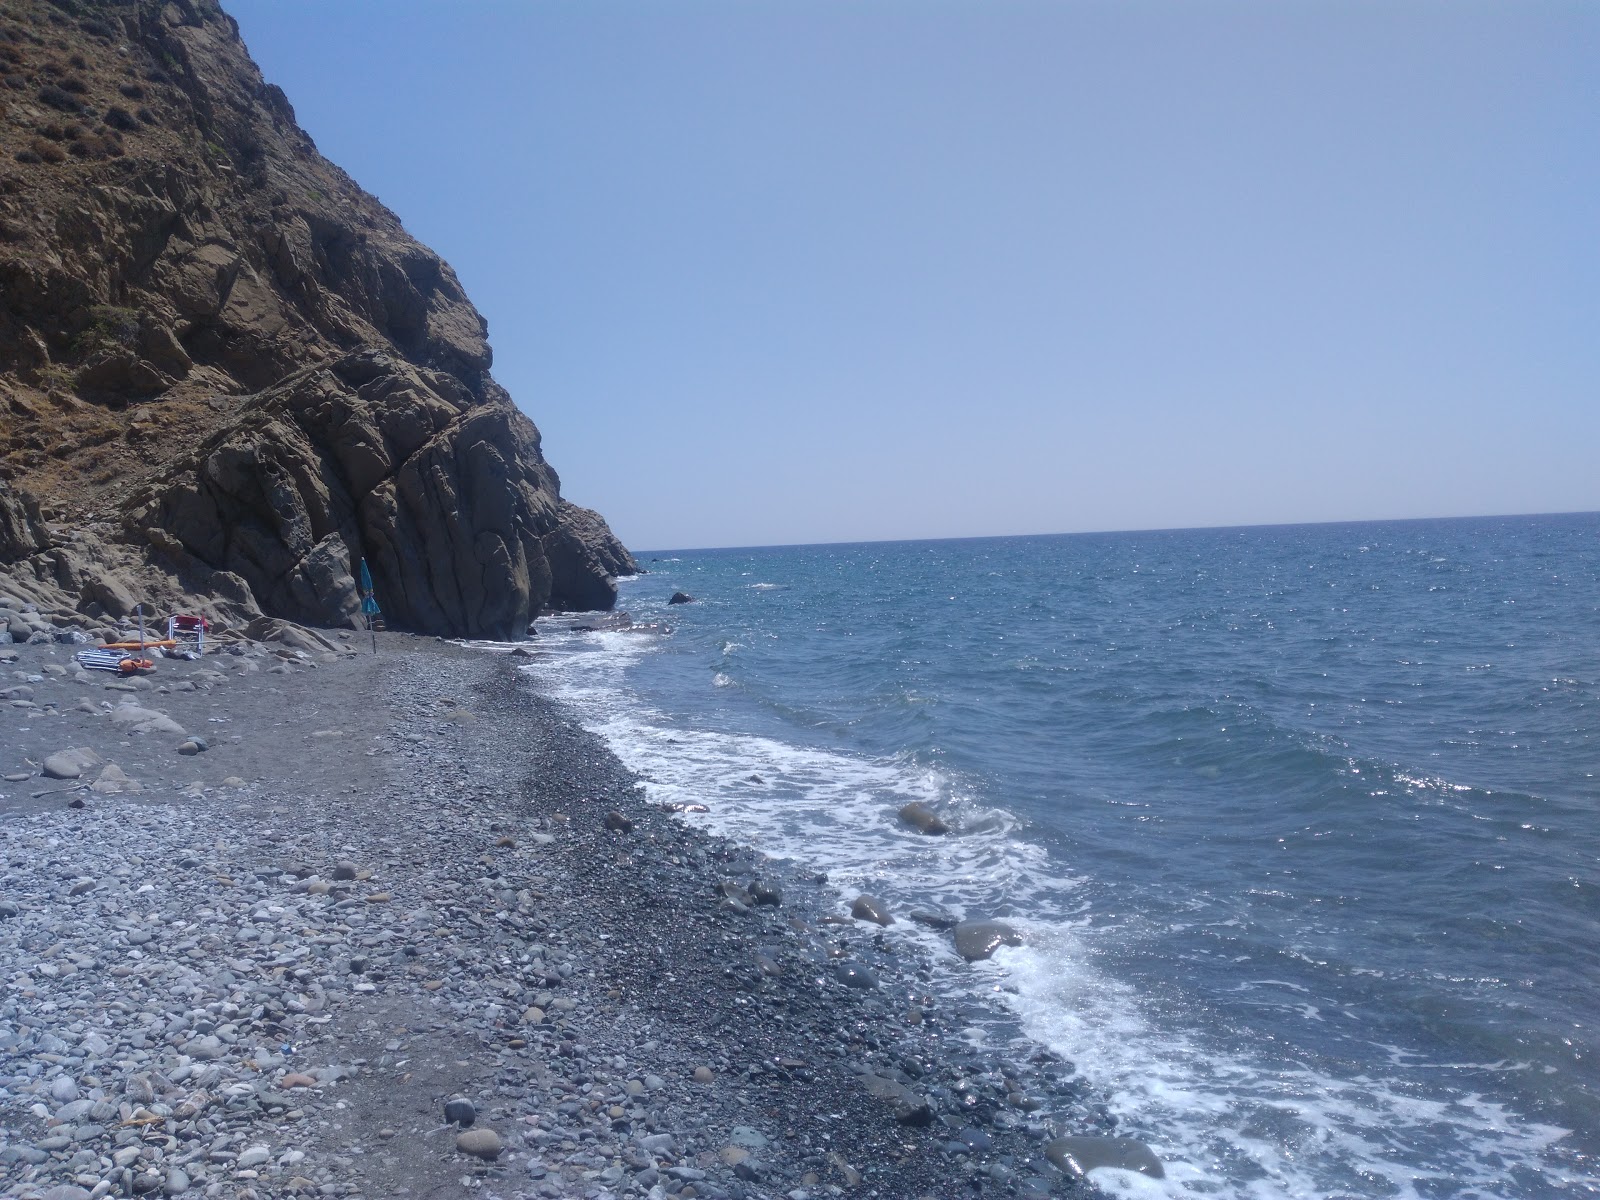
520,620,1596,1200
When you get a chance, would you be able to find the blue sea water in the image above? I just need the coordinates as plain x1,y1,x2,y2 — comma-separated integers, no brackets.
527,513,1600,1199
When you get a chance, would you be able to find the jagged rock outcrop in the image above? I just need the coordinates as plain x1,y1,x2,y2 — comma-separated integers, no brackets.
127,350,623,637
0,0,633,634
0,478,48,562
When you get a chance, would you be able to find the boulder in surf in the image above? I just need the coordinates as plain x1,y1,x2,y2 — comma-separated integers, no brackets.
1044,1135,1165,1180
898,801,950,835
953,919,1023,962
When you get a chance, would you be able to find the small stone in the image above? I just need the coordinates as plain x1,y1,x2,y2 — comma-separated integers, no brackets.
455,1128,501,1160
235,1145,270,1169
443,1096,476,1126
281,1074,316,1089
749,880,782,906
692,1065,715,1084
364,892,392,903
90,763,141,794
833,961,878,988
729,1126,769,1150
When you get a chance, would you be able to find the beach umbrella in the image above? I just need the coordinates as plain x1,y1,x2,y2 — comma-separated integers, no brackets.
359,558,381,653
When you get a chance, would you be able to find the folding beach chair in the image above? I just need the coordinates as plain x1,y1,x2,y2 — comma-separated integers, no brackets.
76,647,129,673
167,613,208,652
75,648,153,674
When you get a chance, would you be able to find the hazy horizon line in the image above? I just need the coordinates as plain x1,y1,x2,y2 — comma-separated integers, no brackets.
629,508,1600,558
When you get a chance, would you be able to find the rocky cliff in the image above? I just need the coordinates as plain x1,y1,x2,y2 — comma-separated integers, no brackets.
0,0,634,637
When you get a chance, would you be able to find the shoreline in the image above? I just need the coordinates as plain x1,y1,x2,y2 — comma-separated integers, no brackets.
1,630,1124,1199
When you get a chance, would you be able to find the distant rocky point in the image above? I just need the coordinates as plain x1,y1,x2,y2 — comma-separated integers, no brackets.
0,0,633,637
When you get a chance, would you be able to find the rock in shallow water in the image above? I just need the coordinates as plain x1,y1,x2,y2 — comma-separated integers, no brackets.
851,894,894,926
899,800,951,835
953,919,1024,962
1044,1135,1165,1179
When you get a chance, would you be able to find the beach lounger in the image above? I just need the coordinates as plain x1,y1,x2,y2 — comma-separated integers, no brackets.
75,648,155,674
76,647,130,673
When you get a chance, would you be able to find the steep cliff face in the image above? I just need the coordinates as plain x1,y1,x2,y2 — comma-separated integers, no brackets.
0,0,633,636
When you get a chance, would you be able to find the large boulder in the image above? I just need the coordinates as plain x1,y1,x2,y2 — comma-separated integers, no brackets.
545,499,638,613
125,352,632,638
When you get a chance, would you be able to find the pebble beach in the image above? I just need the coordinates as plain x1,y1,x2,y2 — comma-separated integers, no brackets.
0,628,1125,1200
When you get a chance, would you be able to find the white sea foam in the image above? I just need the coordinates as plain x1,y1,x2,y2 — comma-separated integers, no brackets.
514,623,1594,1200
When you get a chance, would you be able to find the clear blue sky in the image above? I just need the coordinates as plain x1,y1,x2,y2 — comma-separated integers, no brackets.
227,0,1597,552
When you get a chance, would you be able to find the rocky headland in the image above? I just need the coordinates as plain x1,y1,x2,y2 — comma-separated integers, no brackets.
0,0,632,638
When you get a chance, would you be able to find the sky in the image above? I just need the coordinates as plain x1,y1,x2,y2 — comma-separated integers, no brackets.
226,0,1598,552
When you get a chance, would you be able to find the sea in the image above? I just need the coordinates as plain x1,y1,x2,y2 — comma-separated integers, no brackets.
522,513,1600,1199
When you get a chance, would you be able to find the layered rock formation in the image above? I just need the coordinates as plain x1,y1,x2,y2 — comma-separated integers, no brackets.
0,0,632,636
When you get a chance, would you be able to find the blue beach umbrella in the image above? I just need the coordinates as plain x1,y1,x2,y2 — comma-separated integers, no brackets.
358,558,382,652
359,558,381,617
